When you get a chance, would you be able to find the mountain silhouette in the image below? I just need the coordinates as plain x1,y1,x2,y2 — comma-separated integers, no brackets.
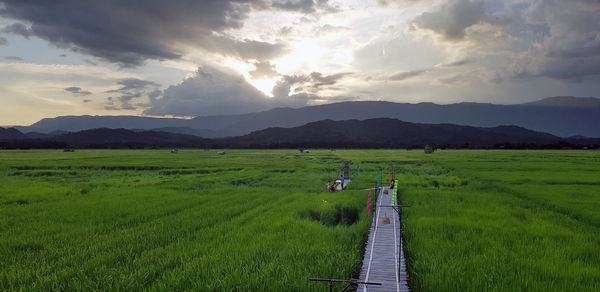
3,119,599,149
14,96,600,138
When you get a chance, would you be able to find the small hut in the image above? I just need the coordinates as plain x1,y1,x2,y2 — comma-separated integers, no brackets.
424,145,434,154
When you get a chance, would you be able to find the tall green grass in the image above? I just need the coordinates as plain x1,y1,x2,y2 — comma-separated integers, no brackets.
0,150,372,291
1,149,599,291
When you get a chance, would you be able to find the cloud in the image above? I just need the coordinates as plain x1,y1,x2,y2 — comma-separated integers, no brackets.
271,0,341,14
106,78,160,110
507,0,600,81
0,37,8,46
145,65,311,117
271,71,351,98
82,99,92,103
442,58,475,67
0,0,290,66
64,86,92,96
3,55,23,61
388,69,428,81
249,60,278,79
314,24,350,34
1,23,32,38
407,0,600,82
272,74,309,98
377,0,421,6
411,0,488,41
309,72,352,88
272,0,317,13
84,59,98,66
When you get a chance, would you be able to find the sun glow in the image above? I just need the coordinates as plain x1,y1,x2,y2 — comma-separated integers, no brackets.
272,39,323,73
222,38,325,97
224,59,280,97
246,77,279,97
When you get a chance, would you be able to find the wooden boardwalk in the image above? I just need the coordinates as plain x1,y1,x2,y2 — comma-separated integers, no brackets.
358,186,409,292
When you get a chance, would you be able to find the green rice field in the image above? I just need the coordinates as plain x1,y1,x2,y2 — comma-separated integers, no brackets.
1,150,599,291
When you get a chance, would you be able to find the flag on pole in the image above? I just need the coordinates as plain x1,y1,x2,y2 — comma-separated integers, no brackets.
391,167,394,181
367,190,372,215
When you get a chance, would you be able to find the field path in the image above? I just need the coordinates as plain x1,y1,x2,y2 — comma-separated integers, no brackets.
358,186,409,292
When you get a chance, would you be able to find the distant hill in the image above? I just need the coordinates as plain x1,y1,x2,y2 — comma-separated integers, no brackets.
522,96,600,108
223,118,568,148
18,115,193,134
3,119,600,149
51,128,210,148
0,127,27,140
14,96,600,138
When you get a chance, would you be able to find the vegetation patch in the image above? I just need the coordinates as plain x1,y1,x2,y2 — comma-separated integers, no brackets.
266,169,296,173
159,167,243,176
13,243,44,253
301,204,360,226
10,170,78,176
2,199,29,205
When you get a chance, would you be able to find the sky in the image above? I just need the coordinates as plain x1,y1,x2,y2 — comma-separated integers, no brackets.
0,0,599,126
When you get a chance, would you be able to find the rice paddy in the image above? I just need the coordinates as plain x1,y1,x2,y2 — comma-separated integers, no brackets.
1,149,598,291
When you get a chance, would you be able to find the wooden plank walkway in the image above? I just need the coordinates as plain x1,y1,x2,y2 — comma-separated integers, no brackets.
358,186,409,292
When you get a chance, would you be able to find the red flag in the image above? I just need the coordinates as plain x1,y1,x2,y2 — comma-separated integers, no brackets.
391,167,394,180
367,190,372,215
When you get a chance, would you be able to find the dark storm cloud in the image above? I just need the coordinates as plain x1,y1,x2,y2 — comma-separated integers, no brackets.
0,37,8,46
64,86,92,96
1,23,31,38
0,0,290,66
510,0,600,81
408,0,600,82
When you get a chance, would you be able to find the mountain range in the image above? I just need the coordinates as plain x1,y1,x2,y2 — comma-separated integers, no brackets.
2,118,599,149
10,96,600,138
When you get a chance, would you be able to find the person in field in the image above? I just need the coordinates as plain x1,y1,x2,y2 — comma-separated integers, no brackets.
390,179,395,189
340,174,345,190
